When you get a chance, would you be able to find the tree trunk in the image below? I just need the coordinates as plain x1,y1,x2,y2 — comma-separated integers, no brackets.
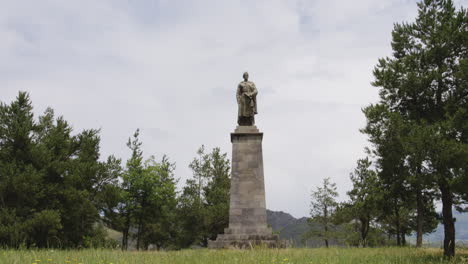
122,212,131,251
402,229,406,246
416,187,424,247
395,198,401,246
324,222,329,248
440,181,455,257
359,217,369,247
136,220,142,250
122,228,128,251
324,205,329,248
361,215,370,247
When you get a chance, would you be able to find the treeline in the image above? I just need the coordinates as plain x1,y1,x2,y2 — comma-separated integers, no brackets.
305,0,467,258
0,92,230,249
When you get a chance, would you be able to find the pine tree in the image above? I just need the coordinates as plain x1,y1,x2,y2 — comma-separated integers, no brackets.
346,158,380,247
367,0,467,256
177,146,230,247
307,177,339,248
139,155,178,250
121,129,144,250
0,92,120,248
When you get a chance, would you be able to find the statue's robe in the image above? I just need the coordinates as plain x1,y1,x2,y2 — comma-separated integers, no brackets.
237,81,258,118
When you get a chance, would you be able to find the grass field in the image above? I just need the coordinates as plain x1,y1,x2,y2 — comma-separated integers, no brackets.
1,247,467,264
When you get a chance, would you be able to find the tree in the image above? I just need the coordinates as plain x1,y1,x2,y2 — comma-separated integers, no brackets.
347,158,378,247
177,146,230,247
138,155,178,250
96,155,124,235
404,122,439,247
362,109,415,246
120,129,144,250
0,92,120,248
338,158,381,247
0,92,42,247
176,176,204,248
116,130,179,250
201,147,230,243
368,0,467,256
362,106,439,247
306,177,339,248
333,203,390,247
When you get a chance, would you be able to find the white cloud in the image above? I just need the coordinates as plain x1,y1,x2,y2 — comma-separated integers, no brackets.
1,0,466,217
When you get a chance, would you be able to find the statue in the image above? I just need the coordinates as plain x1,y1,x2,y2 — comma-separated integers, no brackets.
237,72,258,126
209,72,286,249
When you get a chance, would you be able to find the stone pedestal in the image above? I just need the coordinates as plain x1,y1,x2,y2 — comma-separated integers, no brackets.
208,126,285,249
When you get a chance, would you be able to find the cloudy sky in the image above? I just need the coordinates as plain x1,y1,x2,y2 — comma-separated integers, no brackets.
2,0,466,218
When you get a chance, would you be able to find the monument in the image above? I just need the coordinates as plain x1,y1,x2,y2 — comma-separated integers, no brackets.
208,72,285,248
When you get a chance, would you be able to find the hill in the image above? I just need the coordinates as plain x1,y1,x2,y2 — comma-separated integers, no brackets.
267,210,468,247
414,211,468,246
266,210,340,247
104,209,468,248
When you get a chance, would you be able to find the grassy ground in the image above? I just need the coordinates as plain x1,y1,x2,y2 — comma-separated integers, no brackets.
1,247,467,264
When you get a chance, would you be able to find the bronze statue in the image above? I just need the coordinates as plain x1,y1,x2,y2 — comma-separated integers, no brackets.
237,72,258,126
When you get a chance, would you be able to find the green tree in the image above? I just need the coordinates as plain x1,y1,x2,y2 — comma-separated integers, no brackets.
176,176,204,247
306,177,339,248
339,158,381,247
177,146,230,247
0,92,121,248
362,109,415,246
367,0,467,256
362,107,439,246
138,156,178,250
117,130,179,250
95,155,124,234
120,129,144,250
404,122,439,247
0,92,42,247
201,147,230,243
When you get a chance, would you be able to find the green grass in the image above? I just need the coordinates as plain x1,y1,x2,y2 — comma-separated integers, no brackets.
1,247,467,264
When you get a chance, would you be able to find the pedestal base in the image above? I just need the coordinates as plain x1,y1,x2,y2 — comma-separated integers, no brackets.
208,233,286,249
208,126,287,249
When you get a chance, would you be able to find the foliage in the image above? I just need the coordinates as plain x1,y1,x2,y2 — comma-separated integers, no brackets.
361,0,467,256
334,158,389,247
305,177,339,248
177,145,230,248
0,94,231,250
109,130,179,250
0,92,121,248
82,223,119,249
137,156,178,250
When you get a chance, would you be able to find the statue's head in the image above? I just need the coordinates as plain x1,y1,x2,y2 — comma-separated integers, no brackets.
243,72,249,81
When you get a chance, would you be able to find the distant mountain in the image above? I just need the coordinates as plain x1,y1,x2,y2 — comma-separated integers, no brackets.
266,210,340,247
267,210,309,245
106,209,467,248
267,209,468,247
412,211,468,246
